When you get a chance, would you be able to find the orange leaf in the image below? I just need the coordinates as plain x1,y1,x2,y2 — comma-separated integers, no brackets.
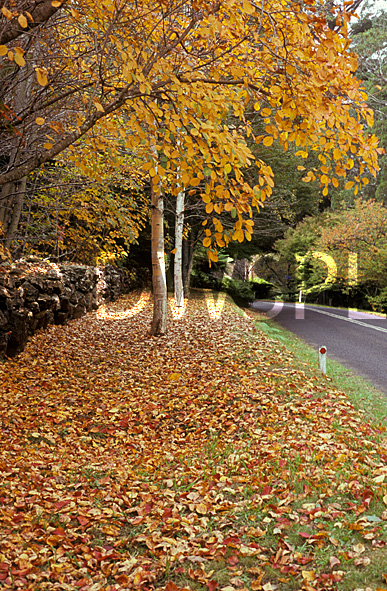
18,14,28,28
36,67,48,86
263,136,274,147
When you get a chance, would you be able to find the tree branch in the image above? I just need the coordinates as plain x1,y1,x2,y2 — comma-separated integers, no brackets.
0,0,67,46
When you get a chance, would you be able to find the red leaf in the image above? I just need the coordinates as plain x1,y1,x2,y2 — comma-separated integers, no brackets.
165,583,179,591
226,555,239,566
261,486,272,496
54,501,70,509
223,536,240,546
207,581,219,591
74,578,89,587
163,508,173,519
12,513,24,523
52,527,66,536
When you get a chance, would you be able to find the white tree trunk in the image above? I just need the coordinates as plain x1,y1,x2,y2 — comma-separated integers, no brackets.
150,182,167,335
174,188,185,307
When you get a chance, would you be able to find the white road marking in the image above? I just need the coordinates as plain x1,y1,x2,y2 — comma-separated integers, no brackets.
307,306,387,335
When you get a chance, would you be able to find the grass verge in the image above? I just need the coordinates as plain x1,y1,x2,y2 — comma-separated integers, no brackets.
246,306,387,430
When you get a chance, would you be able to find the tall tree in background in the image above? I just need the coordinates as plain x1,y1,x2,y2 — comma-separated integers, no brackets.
350,6,387,202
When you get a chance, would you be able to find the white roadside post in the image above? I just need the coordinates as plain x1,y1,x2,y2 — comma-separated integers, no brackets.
319,346,327,374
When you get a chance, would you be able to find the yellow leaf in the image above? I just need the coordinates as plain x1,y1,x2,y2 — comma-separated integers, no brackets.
1,7,12,19
225,163,232,174
327,49,335,64
35,117,45,125
14,50,25,67
206,203,214,214
94,101,105,112
18,14,28,28
243,0,255,14
0,46,7,56
382,494,387,505
333,148,341,161
332,178,339,188
302,570,315,582
36,68,48,86
52,0,62,6
237,229,244,242
182,173,190,185
203,237,211,248
261,108,271,117
168,373,181,381
263,136,273,147
44,142,53,150
196,503,207,515
149,167,156,177
133,573,142,586
345,181,354,190
170,248,177,254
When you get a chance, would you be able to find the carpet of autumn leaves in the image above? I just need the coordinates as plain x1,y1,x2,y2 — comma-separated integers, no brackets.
1,290,387,591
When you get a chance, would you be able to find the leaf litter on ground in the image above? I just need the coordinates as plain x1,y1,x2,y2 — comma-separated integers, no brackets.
1,290,387,591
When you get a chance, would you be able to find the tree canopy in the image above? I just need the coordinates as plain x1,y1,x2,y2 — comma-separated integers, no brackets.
0,0,383,263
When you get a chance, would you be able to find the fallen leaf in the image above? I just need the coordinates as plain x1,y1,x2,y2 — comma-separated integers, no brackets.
353,543,365,554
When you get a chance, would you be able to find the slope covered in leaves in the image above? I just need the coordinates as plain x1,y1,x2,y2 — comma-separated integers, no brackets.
0,291,387,591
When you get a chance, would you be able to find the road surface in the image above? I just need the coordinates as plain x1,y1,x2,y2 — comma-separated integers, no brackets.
250,301,387,394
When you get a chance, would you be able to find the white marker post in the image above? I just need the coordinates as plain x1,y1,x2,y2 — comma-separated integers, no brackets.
319,346,327,374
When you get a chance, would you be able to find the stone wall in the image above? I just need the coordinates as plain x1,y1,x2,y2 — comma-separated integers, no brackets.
0,258,144,358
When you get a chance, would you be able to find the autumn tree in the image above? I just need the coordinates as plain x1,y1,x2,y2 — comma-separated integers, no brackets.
319,199,387,309
277,199,387,310
0,0,383,334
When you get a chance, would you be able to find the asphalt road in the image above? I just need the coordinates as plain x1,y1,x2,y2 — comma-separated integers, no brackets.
250,301,387,394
